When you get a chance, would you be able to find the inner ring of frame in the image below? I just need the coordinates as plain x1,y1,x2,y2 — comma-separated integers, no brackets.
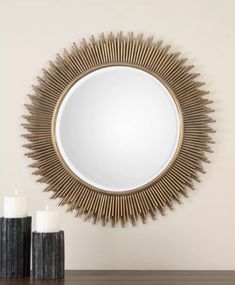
53,65,183,193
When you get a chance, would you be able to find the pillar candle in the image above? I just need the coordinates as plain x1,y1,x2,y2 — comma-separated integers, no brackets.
4,190,27,218
36,206,60,233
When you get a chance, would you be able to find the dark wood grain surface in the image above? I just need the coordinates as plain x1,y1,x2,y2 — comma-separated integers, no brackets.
32,231,64,280
0,217,31,278
0,270,235,285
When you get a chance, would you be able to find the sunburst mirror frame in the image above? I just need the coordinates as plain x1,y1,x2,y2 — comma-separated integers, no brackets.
23,32,215,226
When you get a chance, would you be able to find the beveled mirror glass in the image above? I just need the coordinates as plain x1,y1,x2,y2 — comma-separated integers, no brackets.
55,66,181,192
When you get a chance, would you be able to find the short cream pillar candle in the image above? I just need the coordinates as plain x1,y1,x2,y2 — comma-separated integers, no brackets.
4,190,27,218
36,206,60,233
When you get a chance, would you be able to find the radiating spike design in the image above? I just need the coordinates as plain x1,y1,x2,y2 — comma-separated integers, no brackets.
22,33,215,226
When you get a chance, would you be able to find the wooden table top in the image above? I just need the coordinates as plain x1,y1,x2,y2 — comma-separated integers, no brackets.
0,270,235,285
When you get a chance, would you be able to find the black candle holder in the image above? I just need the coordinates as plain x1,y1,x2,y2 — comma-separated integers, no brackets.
0,216,31,278
32,231,64,280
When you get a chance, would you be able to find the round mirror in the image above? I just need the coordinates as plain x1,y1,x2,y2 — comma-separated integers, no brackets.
55,66,181,192
24,34,214,225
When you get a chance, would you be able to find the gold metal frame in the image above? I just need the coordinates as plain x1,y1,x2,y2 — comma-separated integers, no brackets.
23,32,215,226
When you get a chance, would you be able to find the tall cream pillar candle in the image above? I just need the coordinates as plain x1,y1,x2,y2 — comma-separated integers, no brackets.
3,190,27,218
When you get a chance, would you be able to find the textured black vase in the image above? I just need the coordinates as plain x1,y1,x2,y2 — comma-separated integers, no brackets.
0,217,31,278
32,231,64,280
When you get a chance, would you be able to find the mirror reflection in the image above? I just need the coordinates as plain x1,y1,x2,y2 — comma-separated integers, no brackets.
55,66,181,192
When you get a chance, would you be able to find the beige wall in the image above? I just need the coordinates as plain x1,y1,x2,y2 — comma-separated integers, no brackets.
0,0,234,270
